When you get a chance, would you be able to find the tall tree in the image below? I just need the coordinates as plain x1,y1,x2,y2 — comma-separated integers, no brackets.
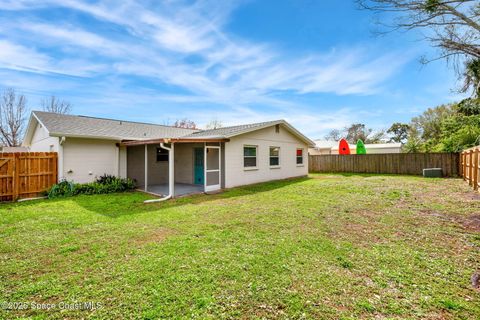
357,0,480,95
387,122,410,143
41,96,72,114
457,97,480,116
410,104,455,142
367,129,387,143
0,88,27,147
174,118,197,129
403,136,424,153
345,123,372,143
462,59,480,97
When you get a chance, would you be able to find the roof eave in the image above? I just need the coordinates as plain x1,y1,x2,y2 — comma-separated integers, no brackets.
120,137,230,146
49,132,124,141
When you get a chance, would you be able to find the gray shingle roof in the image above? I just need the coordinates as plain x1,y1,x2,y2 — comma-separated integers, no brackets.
29,112,314,146
186,120,283,138
33,111,198,140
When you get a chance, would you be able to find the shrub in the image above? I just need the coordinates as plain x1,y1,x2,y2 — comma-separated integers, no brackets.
96,174,117,185
47,176,136,199
47,180,76,198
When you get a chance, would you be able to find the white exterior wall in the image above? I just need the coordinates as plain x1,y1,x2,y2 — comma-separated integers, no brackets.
119,146,127,178
28,123,60,152
224,125,308,188
63,138,125,183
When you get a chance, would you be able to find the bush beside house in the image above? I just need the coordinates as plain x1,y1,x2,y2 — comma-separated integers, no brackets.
48,175,136,198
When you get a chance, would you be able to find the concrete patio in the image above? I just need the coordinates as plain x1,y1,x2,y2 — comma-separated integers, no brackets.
145,183,204,197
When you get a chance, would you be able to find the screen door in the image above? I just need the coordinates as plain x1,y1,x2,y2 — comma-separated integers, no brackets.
205,146,221,192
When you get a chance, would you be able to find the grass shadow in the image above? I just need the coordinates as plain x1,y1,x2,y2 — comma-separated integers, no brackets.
1,176,312,218
76,176,312,217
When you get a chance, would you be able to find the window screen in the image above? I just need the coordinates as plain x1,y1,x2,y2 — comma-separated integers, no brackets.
270,147,280,166
244,146,257,167
296,148,303,165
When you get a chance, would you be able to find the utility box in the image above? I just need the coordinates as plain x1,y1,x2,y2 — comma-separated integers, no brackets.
423,168,443,178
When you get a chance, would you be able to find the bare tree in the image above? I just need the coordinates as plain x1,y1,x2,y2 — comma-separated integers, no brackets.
41,95,72,114
0,88,27,147
357,0,480,95
174,118,197,129
205,119,223,130
324,129,342,141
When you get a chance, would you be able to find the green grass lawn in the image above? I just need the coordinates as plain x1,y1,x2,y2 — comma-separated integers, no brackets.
1,174,479,319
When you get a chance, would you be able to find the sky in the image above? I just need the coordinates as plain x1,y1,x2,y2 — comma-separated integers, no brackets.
0,0,466,139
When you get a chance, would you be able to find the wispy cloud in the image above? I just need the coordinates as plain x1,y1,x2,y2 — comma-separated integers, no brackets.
0,0,413,136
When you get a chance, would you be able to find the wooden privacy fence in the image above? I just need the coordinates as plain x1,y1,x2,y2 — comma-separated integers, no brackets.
0,152,58,202
460,146,480,192
309,153,459,176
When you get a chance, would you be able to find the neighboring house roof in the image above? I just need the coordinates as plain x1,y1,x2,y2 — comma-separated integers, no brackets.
25,111,198,142
331,142,402,150
312,140,402,150
312,139,338,149
23,112,315,147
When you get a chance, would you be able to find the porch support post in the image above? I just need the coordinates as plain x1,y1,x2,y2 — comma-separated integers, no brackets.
144,144,148,192
203,142,206,192
169,143,175,197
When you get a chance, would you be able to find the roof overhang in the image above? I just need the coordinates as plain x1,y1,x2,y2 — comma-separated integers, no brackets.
120,137,230,146
49,132,124,141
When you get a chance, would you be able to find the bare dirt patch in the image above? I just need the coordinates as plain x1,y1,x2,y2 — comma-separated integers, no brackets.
463,215,480,232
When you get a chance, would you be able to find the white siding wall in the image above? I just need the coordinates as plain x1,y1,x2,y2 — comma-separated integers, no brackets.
224,125,308,188
119,146,127,178
63,138,124,183
29,123,59,152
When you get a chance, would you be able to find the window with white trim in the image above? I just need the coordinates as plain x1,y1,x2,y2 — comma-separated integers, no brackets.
244,146,257,168
269,147,280,166
296,148,304,165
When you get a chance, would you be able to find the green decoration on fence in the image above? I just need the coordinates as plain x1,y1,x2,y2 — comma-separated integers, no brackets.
356,139,367,154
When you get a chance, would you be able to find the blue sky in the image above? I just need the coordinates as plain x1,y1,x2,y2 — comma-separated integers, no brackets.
0,0,465,138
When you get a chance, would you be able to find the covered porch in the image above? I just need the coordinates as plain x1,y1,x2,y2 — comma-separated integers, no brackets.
146,183,204,197
122,138,226,200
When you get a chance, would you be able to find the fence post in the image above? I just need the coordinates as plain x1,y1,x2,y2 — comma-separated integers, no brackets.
474,148,479,191
12,153,19,201
460,152,464,177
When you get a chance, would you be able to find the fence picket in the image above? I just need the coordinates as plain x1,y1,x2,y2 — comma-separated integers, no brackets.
0,152,58,202
308,153,460,176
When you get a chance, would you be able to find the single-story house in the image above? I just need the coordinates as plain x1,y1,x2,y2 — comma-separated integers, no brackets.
309,139,403,155
22,111,314,199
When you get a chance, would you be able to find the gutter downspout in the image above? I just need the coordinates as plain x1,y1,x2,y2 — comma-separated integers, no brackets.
144,142,174,203
58,136,66,181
